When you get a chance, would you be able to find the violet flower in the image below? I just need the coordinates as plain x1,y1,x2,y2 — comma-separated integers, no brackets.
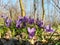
16,16,23,28
23,16,28,22
28,18,34,24
16,20,22,28
44,25,54,33
22,16,28,27
27,27,36,38
5,18,12,27
16,16,24,28
37,20,43,28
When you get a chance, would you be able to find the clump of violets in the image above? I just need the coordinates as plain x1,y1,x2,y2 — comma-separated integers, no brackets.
16,16,35,28
1,14,57,43
27,27,36,38
44,25,54,33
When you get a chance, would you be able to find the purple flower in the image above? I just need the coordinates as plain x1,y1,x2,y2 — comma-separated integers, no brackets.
16,20,22,28
18,16,23,22
27,27,36,38
5,18,12,27
23,16,28,22
28,18,34,24
22,16,29,27
16,18,22,28
16,16,27,28
16,16,24,28
44,25,54,33
37,20,43,28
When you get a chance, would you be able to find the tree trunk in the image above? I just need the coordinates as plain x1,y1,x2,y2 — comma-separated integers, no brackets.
42,0,45,20
19,0,25,17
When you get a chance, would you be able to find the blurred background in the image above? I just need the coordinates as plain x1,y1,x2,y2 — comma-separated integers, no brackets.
0,0,60,25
